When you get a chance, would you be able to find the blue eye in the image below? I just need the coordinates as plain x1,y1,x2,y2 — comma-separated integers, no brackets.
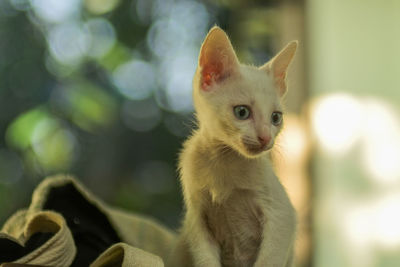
234,105,251,120
271,111,283,126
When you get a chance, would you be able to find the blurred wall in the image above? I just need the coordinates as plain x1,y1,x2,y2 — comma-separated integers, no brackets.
308,0,400,266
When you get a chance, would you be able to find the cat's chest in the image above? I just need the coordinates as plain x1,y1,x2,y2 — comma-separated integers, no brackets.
203,189,264,266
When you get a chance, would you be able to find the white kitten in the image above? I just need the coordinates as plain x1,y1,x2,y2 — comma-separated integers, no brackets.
169,26,297,267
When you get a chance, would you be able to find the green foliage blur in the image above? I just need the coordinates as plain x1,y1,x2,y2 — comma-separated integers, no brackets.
0,0,279,228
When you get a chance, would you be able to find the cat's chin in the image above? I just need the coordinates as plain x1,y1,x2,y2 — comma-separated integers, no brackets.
239,144,272,159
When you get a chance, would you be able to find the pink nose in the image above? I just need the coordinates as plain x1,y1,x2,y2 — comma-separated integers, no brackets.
258,135,270,146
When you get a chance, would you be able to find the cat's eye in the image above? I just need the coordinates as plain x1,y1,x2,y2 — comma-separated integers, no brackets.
271,111,283,126
233,105,251,120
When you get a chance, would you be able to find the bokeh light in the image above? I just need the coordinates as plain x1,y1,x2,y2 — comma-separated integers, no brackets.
277,114,309,163
145,0,209,113
311,94,400,184
311,93,363,154
6,107,51,150
31,118,78,171
361,99,400,184
30,0,81,24
84,0,120,15
113,60,157,100
344,194,400,250
48,22,90,65
84,18,116,59
51,82,117,132
159,49,197,113
147,19,188,58
5,107,78,172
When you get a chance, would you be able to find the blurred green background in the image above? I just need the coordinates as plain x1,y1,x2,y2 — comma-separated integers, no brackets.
1,0,400,266
1,0,295,255
0,0,287,225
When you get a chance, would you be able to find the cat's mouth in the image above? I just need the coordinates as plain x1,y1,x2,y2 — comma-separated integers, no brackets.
242,141,271,155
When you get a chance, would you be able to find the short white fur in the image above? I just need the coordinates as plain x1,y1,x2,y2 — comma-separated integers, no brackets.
168,26,298,267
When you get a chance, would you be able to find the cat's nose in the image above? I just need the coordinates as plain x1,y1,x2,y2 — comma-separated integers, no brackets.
258,135,270,146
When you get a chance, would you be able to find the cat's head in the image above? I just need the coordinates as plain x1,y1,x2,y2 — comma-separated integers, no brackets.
193,26,297,158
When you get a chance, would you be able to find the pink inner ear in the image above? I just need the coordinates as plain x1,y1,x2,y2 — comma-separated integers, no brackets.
200,61,224,90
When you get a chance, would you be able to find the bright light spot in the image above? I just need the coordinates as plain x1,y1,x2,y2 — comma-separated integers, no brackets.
374,194,400,247
344,206,371,246
5,107,50,150
147,1,209,58
278,114,308,162
343,195,400,249
30,0,80,23
31,118,77,171
147,19,188,58
159,51,196,113
84,18,116,59
121,98,161,132
311,93,363,154
362,99,400,139
169,1,209,42
48,22,90,65
113,60,157,100
84,0,120,15
361,100,400,184
363,141,400,184
51,83,117,132
150,0,174,20
145,0,209,113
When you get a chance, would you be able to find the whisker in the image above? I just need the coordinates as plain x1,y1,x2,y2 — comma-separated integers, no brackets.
241,136,260,146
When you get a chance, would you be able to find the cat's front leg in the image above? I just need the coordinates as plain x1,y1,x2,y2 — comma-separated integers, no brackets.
254,207,296,267
184,210,221,267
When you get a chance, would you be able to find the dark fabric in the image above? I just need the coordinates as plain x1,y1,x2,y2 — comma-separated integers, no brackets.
0,233,53,263
43,183,120,267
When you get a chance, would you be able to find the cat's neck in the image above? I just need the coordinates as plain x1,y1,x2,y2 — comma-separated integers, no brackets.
194,126,266,162
185,128,273,202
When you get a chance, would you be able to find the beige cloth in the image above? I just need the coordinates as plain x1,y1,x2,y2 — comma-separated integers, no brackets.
1,211,76,267
90,243,164,267
0,175,177,267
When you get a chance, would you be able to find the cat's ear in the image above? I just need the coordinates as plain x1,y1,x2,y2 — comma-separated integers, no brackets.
260,41,297,97
198,26,239,91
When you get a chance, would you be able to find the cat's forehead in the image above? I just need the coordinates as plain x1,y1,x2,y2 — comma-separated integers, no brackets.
239,65,274,89
233,65,280,104
201,64,281,111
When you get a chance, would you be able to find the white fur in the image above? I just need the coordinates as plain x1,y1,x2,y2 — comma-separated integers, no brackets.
168,27,297,267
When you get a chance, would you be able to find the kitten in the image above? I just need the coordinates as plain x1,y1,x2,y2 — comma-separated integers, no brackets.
169,26,297,267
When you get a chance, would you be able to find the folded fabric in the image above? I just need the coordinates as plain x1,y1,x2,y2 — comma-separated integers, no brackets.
0,175,177,266
0,210,75,266
90,243,163,267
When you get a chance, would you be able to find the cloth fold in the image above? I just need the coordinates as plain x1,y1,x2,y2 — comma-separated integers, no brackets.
1,211,76,267
90,243,164,267
0,175,177,267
